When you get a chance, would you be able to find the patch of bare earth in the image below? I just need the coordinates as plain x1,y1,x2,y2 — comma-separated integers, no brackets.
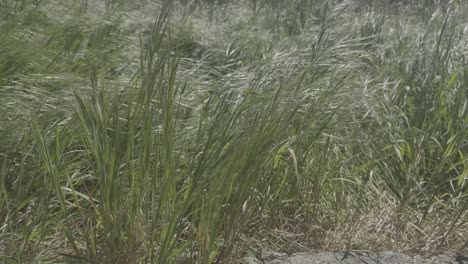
263,252,468,264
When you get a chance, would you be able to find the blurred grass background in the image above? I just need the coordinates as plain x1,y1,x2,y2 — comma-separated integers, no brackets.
0,0,467,263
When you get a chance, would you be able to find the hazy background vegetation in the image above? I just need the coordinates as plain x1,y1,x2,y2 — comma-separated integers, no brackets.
0,0,467,263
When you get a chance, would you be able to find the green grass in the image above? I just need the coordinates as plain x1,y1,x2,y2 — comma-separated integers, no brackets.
1,0,467,263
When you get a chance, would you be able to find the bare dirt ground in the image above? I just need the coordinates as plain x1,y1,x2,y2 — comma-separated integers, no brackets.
263,251,468,264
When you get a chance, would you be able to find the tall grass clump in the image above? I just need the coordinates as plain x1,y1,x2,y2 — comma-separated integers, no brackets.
1,0,467,263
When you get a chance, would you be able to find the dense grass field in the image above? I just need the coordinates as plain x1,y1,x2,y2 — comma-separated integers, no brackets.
1,0,467,263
